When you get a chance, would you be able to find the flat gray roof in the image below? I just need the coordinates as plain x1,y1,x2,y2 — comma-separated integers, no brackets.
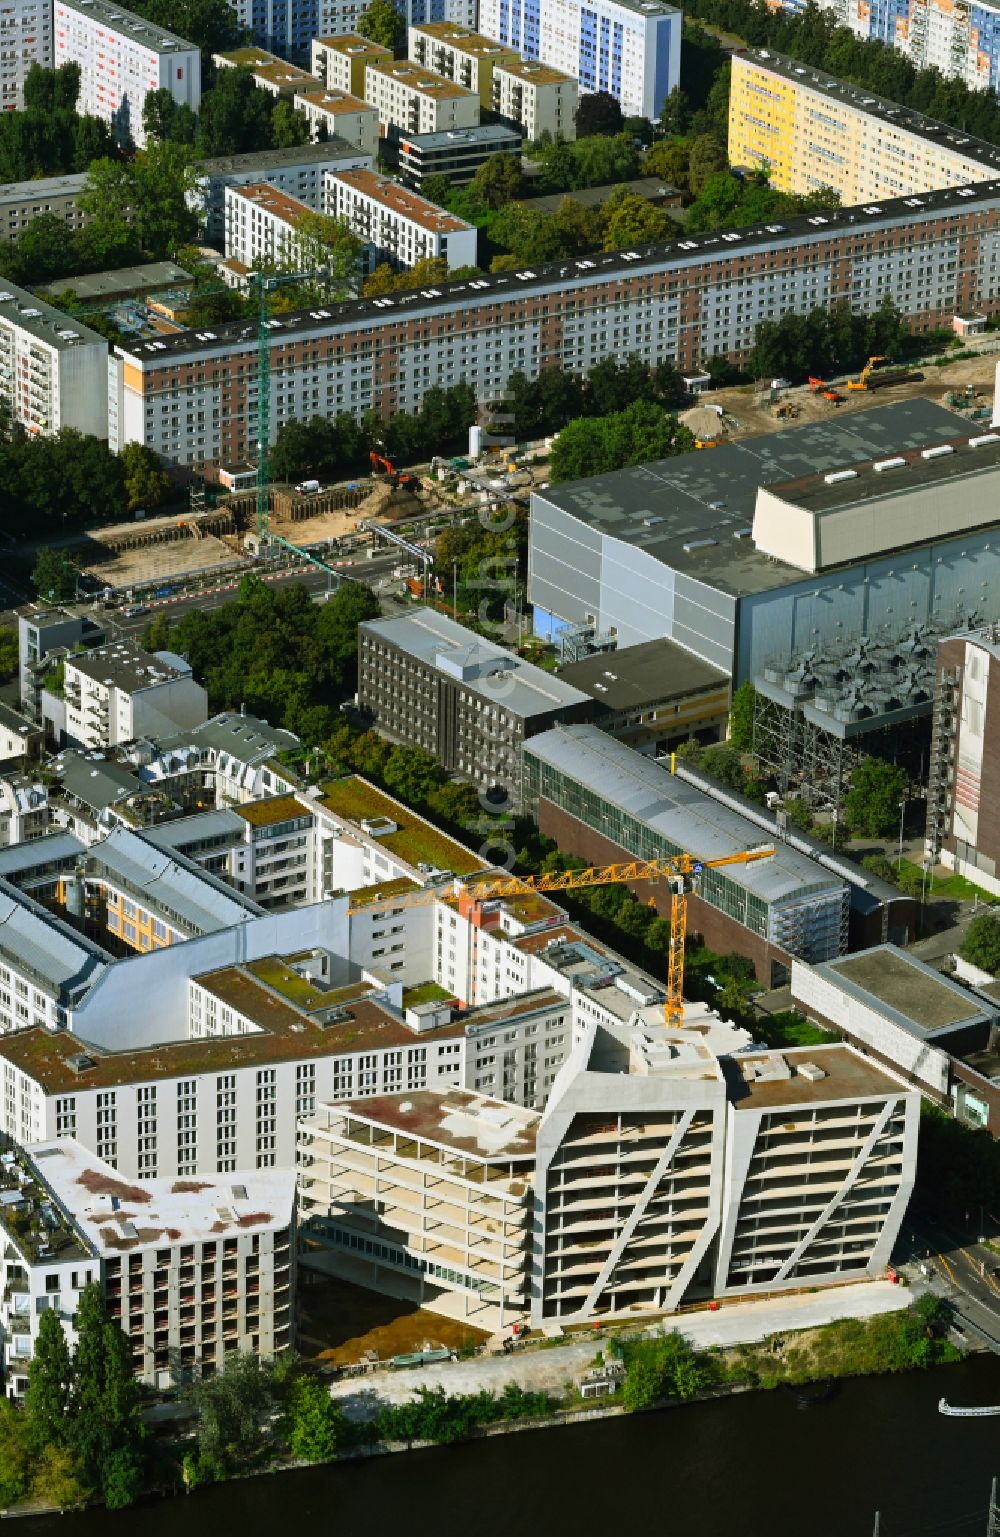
0,173,87,205
0,833,84,881
557,637,727,709
53,752,150,811
534,399,966,596
524,724,844,907
0,701,38,738
402,123,522,149
818,945,992,1037
37,262,192,303
0,279,106,353
69,642,188,691
363,609,591,719
142,809,246,850
194,138,367,176
528,178,680,217
57,0,195,51
115,182,1000,364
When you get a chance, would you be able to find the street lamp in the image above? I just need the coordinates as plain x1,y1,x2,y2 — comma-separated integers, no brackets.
897,798,906,871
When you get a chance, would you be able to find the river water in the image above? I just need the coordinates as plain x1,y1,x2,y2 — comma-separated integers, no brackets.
16,1356,1000,1537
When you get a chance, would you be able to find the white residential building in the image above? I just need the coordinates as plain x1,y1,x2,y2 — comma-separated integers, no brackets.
0,778,48,847
53,0,200,149
63,643,208,752
0,1140,294,1393
0,0,52,113
293,86,379,153
191,142,374,243
478,0,681,121
364,58,480,138
324,168,477,272
224,182,311,274
298,1015,918,1330
409,21,519,104
0,282,107,439
491,58,576,140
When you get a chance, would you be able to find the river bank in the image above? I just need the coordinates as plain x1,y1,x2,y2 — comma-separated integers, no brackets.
2,1283,959,1521
11,1353,1000,1537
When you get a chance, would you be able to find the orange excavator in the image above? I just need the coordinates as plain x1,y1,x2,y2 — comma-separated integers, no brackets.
370,451,414,488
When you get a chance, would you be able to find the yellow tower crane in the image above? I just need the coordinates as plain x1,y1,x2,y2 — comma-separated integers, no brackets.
349,847,774,1028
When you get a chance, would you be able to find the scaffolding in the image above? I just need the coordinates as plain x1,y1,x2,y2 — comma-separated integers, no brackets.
925,661,960,864
751,607,978,817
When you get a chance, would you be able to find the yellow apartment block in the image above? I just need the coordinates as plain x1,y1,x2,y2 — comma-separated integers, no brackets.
729,48,996,203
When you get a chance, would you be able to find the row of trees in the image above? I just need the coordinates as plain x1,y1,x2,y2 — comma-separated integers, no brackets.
682,0,1000,146
749,297,909,385
506,354,689,440
0,423,171,538
143,575,379,746
0,62,117,184
0,1284,147,1510
143,68,309,158
270,381,478,482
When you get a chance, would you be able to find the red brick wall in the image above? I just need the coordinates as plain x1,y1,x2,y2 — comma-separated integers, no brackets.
537,795,791,986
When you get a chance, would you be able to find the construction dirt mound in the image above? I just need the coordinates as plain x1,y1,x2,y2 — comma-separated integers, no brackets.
680,405,729,440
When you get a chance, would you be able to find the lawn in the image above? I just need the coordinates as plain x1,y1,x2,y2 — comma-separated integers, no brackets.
752,1010,839,1049
402,981,455,1008
898,858,994,904
319,776,486,876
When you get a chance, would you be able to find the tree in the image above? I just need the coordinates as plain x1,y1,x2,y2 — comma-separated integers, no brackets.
0,1399,34,1507
356,0,404,50
659,86,691,136
196,68,275,157
272,99,309,149
470,152,523,209
291,209,362,302
142,87,197,144
31,1443,89,1511
575,90,624,139
601,192,672,249
193,1352,275,1468
77,159,141,268
120,442,172,512
25,1310,72,1450
285,1376,343,1462
33,549,78,601
728,681,756,751
843,757,908,838
23,60,80,111
67,1285,145,1508
960,912,1000,975
0,627,16,684
3,214,81,284
687,133,729,196
551,400,695,482
644,137,692,191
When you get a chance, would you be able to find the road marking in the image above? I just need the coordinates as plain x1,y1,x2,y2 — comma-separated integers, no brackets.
937,1252,958,1286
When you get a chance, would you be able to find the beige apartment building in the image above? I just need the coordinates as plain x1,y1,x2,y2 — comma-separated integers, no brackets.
364,59,480,139
409,21,518,105
293,86,379,153
311,33,392,96
729,47,996,202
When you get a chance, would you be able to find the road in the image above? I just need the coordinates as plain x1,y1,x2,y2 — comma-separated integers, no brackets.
898,1209,1000,1349
0,544,423,639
